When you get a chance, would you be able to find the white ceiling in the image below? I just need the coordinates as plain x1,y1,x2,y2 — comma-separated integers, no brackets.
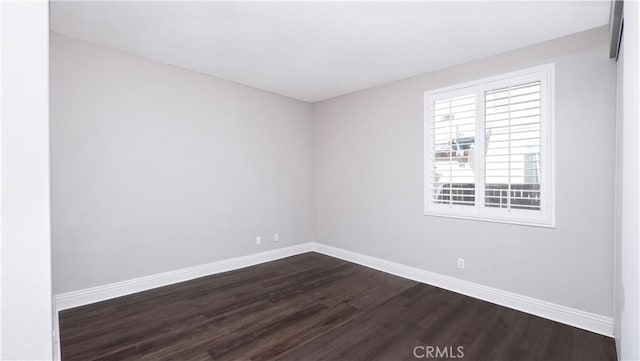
50,1,610,103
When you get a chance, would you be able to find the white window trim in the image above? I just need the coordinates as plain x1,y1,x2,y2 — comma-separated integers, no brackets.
424,64,556,228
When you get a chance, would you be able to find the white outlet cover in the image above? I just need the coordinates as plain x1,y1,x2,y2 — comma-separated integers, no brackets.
256,236,261,245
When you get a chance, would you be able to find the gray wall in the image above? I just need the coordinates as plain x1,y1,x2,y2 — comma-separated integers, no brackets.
51,33,314,294
313,27,616,317
614,2,640,359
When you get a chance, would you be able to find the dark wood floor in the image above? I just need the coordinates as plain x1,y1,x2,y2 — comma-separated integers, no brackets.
59,252,617,361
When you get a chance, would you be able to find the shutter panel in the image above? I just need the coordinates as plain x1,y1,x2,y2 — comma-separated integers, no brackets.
484,81,542,211
429,93,476,207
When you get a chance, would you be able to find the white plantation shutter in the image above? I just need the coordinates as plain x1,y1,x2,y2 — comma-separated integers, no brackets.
425,65,554,227
484,81,542,211
428,93,476,208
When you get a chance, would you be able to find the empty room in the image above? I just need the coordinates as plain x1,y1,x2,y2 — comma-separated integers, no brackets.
1,0,639,360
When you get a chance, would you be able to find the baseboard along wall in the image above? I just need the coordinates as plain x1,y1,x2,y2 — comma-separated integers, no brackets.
53,242,614,340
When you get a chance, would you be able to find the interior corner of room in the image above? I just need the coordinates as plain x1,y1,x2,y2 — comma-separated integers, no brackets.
1,0,639,360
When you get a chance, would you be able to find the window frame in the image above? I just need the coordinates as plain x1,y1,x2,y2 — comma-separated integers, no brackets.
424,64,556,228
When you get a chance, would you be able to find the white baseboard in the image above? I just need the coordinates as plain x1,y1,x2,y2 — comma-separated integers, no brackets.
54,243,313,311
53,241,614,340
310,242,614,337
53,301,61,361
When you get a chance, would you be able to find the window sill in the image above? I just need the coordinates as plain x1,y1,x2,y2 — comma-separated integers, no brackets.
424,211,556,229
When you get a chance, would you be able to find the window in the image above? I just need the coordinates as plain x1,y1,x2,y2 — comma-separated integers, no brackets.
424,64,555,227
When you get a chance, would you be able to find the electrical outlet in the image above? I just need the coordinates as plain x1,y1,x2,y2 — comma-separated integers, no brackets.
274,233,280,242
256,236,261,245
457,258,465,269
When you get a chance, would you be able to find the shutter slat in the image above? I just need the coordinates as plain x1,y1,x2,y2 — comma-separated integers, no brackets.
484,105,541,117
485,90,540,103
